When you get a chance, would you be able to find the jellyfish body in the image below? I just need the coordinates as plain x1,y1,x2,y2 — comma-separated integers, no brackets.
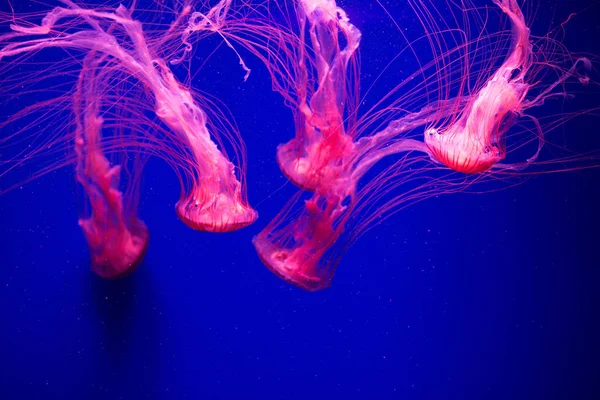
252,174,347,288
424,0,532,173
150,67,257,232
274,0,361,192
76,151,149,279
70,50,149,279
74,104,149,278
254,194,341,291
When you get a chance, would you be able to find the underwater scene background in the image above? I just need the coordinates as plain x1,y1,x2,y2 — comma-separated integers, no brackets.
0,0,599,398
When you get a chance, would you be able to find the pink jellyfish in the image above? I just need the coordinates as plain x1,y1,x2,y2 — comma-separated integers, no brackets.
0,0,256,277
74,52,149,278
423,0,591,174
270,0,361,192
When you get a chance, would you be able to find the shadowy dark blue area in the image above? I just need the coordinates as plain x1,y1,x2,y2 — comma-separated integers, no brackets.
1,1,599,399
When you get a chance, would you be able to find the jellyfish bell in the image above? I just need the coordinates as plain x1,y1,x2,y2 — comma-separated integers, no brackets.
175,174,258,233
424,129,504,174
253,193,344,291
79,195,150,280
254,239,327,291
276,129,356,192
423,85,522,174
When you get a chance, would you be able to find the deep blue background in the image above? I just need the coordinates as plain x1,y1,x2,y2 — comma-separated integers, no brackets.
1,1,599,399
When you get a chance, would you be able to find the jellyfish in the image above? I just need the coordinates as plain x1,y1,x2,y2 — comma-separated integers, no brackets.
0,0,256,276
227,0,596,290
74,52,149,278
271,0,361,192
423,0,591,174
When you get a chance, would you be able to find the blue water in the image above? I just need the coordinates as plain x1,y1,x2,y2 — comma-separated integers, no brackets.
1,1,599,399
